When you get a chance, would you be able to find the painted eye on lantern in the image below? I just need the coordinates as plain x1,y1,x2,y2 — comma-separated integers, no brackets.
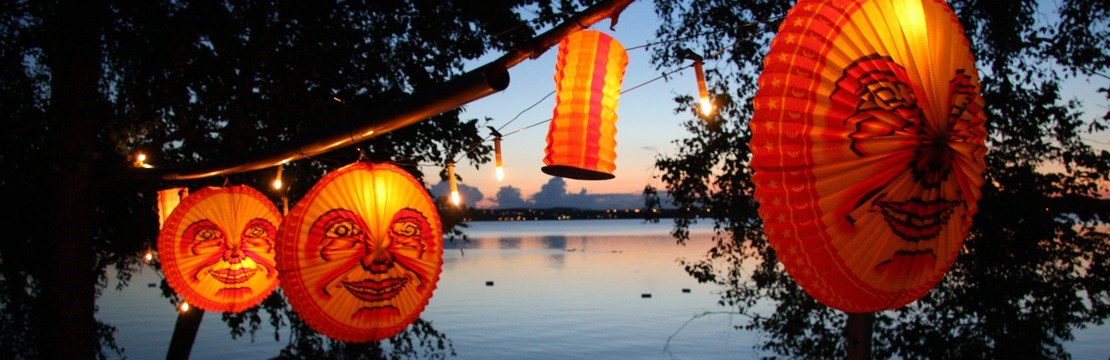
311,209,368,262
184,220,226,255
242,218,276,252
325,221,362,238
388,209,429,254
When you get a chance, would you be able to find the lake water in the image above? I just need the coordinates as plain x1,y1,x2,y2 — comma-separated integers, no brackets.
98,219,1108,359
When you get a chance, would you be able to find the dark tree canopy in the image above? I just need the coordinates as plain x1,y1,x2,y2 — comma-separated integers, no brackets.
0,0,596,358
646,0,1108,358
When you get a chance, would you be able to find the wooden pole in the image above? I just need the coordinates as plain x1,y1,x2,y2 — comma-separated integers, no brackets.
166,308,205,360
846,312,874,360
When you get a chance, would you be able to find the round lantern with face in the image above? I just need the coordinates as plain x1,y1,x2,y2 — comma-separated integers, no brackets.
751,0,987,312
158,185,281,313
277,162,443,342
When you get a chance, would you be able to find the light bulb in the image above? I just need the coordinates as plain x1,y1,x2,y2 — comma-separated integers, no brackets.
180,302,190,312
272,178,283,190
495,166,505,181
450,191,460,206
699,97,713,117
144,251,153,262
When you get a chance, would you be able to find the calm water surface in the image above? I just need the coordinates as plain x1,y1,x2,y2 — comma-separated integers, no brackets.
98,219,1108,359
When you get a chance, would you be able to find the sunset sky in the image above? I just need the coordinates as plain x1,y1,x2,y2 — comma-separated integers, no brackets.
450,1,691,208
444,1,1108,208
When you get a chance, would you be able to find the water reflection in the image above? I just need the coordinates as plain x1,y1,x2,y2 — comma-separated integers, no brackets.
674,184,1109,358
541,236,567,250
498,237,522,250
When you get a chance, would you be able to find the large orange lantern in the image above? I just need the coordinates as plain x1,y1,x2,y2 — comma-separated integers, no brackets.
158,185,282,313
751,0,987,312
542,30,628,180
276,162,443,342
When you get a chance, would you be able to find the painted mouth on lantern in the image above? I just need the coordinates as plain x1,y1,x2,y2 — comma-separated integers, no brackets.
876,198,960,242
873,249,938,272
216,287,252,298
342,278,408,302
208,268,258,284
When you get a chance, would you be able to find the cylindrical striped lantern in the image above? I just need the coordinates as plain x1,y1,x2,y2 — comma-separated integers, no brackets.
542,30,628,180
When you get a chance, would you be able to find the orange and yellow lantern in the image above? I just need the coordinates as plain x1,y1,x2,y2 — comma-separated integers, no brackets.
158,185,281,313
542,30,628,180
751,0,987,312
276,162,444,342
157,187,189,229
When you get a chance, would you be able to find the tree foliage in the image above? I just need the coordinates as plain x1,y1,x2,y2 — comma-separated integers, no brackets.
646,0,1108,358
0,0,593,357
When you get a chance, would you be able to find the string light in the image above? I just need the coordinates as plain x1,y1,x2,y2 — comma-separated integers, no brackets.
272,164,284,190
684,50,713,118
447,163,461,206
490,128,505,181
133,152,152,168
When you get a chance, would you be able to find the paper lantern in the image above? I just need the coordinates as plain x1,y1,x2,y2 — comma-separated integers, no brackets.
751,0,987,312
276,162,444,342
157,187,189,229
158,185,281,313
542,30,628,180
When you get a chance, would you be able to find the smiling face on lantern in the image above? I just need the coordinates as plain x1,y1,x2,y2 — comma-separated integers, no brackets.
828,55,982,290
182,217,278,299
306,207,436,324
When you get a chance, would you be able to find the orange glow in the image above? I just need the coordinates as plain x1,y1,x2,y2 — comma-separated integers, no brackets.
542,30,628,180
133,152,152,168
751,0,986,312
494,137,504,181
276,162,444,342
272,164,284,190
693,60,712,117
448,163,461,206
158,186,282,313
156,188,188,230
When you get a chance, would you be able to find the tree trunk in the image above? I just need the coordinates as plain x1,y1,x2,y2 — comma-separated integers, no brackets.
166,309,205,360
37,0,106,357
845,312,874,360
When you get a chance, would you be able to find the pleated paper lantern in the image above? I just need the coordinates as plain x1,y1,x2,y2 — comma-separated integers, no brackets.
157,187,188,229
542,30,628,180
276,162,443,342
751,0,987,312
158,185,281,313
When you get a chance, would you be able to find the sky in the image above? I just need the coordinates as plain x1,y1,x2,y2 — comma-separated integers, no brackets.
450,1,695,208
445,1,1109,208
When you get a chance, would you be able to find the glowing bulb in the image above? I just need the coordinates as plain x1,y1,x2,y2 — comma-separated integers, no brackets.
699,97,713,117
447,163,461,206
144,251,153,262
693,59,713,118
133,152,148,168
272,164,284,190
180,302,190,312
493,136,504,181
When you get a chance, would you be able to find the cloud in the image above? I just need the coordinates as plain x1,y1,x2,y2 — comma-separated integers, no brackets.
429,181,484,205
